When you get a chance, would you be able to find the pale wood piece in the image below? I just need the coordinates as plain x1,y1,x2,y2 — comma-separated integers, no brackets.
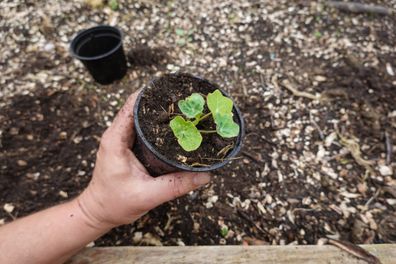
68,244,396,264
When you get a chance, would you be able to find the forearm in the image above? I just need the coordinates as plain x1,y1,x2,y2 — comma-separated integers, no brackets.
0,198,112,264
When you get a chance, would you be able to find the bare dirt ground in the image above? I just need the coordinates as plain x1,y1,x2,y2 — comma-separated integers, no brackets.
1,0,396,247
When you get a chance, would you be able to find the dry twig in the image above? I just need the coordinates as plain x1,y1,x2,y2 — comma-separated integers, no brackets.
336,131,375,176
327,239,381,264
281,80,320,101
385,131,392,165
326,1,393,15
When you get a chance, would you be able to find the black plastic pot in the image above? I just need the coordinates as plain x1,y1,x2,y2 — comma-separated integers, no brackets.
133,73,245,176
70,25,127,85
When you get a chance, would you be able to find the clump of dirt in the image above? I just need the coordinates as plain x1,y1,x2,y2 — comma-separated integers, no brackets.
137,73,240,167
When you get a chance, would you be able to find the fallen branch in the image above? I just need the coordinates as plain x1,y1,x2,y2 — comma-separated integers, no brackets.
326,1,393,15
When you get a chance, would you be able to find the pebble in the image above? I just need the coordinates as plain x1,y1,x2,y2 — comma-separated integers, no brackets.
9,127,19,135
379,165,393,176
17,160,27,166
85,242,95,247
3,203,14,213
132,232,143,243
73,136,83,144
59,131,67,140
205,195,218,208
59,190,68,198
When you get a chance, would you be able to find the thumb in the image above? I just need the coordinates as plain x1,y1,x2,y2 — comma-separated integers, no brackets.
147,172,211,206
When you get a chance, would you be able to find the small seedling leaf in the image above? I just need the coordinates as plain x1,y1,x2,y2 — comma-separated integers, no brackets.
207,89,233,116
108,0,118,10
170,116,202,151
214,113,240,138
220,226,229,237
178,93,205,118
175,28,185,36
176,38,186,46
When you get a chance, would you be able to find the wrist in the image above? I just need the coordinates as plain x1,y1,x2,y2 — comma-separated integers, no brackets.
75,187,117,232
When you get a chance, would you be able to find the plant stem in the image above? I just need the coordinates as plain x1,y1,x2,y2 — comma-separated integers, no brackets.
199,112,212,122
192,112,212,126
199,130,217,134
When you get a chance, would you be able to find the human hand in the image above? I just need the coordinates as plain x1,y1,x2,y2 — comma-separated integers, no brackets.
77,91,211,230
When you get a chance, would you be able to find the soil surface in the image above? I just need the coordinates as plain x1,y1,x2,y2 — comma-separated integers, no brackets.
138,73,238,167
1,0,396,248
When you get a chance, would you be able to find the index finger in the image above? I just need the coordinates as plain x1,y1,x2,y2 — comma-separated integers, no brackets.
109,90,140,148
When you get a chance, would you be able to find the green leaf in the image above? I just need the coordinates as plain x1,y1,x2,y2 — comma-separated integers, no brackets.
178,93,205,118
176,38,186,46
220,226,229,237
207,89,233,116
170,116,202,151
108,0,118,10
175,28,185,36
214,113,240,138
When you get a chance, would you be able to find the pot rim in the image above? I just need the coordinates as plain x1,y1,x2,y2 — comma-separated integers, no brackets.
69,25,123,61
133,72,245,172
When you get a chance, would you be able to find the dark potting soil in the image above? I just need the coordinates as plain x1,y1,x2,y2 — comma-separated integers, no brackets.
138,73,238,167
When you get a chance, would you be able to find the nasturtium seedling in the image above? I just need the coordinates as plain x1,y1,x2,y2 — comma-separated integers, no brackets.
170,89,240,152
178,93,205,118
169,116,202,151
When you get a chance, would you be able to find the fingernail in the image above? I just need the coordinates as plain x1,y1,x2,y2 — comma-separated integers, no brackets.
193,173,211,186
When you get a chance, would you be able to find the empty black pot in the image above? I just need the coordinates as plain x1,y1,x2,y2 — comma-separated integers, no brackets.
70,25,127,85
133,73,245,176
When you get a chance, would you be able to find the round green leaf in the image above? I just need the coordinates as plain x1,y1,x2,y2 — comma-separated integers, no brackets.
207,89,233,116
214,113,240,138
178,93,205,118
170,116,202,151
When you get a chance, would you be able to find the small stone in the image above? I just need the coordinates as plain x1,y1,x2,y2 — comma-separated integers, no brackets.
132,232,143,243
386,63,394,76
193,222,200,232
264,194,273,204
59,131,67,140
386,199,396,206
0,219,5,225
176,155,188,163
314,75,327,82
3,203,14,213
59,190,68,198
379,165,393,176
357,183,367,194
86,241,95,247
36,114,44,121
73,136,83,144
9,127,19,135
26,134,34,140
17,160,27,167
26,172,40,180
302,197,312,205
43,42,55,52
177,239,185,246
